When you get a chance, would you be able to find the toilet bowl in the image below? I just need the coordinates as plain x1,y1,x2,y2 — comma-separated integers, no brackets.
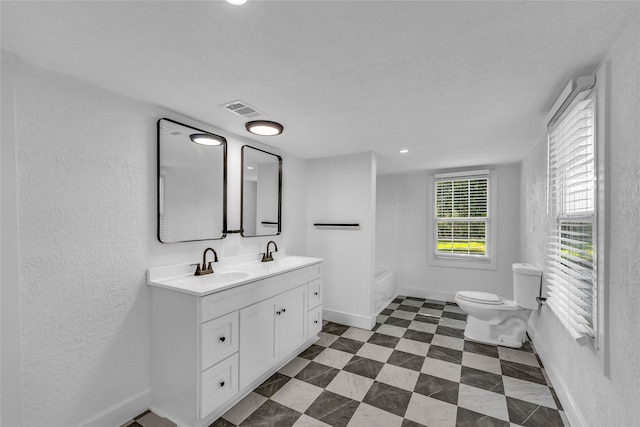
454,264,542,349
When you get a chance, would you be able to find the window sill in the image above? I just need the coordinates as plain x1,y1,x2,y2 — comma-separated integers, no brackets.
429,254,497,270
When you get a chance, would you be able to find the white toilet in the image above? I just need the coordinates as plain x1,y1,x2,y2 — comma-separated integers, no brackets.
454,263,542,348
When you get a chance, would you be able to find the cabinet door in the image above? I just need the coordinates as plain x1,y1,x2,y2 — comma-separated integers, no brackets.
239,296,278,389
277,286,307,357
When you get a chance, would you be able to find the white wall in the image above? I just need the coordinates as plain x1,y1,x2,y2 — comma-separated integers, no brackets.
0,53,308,427
307,153,376,329
378,163,521,302
375,185,398,272
520,14,640,426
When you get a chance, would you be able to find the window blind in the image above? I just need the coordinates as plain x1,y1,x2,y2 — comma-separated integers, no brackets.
547,96,596,342
435,175,488,257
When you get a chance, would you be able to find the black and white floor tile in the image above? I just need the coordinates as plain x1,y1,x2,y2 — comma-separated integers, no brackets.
125,296,569,427
210,296,569,427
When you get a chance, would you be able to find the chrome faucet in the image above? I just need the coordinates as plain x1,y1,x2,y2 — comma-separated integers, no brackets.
261,241,278,262
191,247,219,275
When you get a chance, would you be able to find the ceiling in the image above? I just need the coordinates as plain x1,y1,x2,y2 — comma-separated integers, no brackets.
2,1,639,174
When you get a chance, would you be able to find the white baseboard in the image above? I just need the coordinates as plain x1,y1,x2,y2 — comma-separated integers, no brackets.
529,323,586,427
78,388,150,427
398,286,455,303
323,308,375,330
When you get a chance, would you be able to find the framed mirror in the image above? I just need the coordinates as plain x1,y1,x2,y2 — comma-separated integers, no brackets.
157,118,227,243
241,146,282,237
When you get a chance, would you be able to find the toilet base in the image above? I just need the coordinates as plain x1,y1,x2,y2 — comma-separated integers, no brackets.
463,313,530,349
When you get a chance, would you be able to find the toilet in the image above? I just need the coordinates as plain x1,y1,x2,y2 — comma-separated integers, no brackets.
454,263,542,348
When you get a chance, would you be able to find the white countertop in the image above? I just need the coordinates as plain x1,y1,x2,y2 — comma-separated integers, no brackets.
147,253,323,297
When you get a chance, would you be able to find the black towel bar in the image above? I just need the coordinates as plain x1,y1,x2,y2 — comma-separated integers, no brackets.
313,223,360,227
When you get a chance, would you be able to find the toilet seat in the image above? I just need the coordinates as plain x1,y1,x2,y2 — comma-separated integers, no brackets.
456,291,504,305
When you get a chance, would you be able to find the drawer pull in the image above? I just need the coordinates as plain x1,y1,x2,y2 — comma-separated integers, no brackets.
282,308,286,313
219,381,225,387
219,336,226,343
276,310,281,315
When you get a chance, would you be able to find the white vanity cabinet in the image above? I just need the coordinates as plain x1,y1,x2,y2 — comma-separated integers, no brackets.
149,260,322,427
239,285,307,389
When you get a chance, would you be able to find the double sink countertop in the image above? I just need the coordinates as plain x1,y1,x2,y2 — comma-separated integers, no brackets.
147,252,323,297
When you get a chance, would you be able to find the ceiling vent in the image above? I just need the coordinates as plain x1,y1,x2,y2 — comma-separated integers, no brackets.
222,100,263,119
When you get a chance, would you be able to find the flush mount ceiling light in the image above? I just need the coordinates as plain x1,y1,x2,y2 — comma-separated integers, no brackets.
189,133,224,146
225,0,247,5
400,149,409,154
245,120,284,136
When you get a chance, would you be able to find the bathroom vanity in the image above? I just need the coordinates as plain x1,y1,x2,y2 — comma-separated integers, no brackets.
147,255,323,427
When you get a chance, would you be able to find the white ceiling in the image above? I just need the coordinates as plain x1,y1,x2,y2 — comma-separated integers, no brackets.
2,1,639,174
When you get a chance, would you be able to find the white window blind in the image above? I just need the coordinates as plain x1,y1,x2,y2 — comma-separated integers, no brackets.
547,96,596,343
435,174,488,257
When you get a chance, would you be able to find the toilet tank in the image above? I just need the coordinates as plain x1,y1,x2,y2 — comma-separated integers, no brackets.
512,263,542,310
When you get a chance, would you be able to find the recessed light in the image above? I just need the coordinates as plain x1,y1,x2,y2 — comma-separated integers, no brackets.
245,120,284,136
225,0,247,5
247,166,254,170
400,149,409,154
189,133,224,146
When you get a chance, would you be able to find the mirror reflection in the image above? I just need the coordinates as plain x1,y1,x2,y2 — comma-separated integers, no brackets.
157,118,227,243
241,146,282,237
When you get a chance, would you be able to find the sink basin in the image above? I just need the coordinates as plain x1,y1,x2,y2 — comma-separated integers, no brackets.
201,271,250,283
272,256,310,268
177,271,251,286
237,256,311,272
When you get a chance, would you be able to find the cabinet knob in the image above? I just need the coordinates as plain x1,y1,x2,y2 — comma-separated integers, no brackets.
282,308,286,313
219,336,226,343
314,320,318,324
276,310,281,315
314,292,319,296
219,381,225,387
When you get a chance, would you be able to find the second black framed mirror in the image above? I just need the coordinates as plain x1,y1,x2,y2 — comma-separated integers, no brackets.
241,145,282,237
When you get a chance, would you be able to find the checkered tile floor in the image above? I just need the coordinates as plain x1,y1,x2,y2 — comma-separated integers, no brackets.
206,296,569,427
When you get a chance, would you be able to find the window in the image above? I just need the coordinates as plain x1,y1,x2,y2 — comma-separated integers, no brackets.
547,95,597,344
431,170,493,266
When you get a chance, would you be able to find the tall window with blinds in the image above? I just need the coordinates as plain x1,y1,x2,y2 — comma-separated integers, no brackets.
435,174,489,258
547,95,597,344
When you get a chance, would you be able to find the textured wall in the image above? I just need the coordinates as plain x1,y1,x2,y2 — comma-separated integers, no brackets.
377,163,521,302
4,55,308,426
520,14,640,426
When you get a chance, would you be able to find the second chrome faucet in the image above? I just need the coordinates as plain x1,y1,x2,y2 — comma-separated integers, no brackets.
191,247,218,275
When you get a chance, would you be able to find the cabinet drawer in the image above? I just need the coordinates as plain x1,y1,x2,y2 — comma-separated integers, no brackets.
201,311,239,371
308,279,322,309
200,354,238,419
308,306,322,337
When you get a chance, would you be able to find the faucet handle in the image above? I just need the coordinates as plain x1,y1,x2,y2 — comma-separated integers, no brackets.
190,263,202,275
206,261,214,272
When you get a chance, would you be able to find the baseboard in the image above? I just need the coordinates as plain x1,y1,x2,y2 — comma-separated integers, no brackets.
529,323,586,427
323,308,375,330
398,286,455,303
78,388,150,427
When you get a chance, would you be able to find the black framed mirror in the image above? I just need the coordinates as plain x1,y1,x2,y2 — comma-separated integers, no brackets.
241,146,282,237
157,118,227,243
